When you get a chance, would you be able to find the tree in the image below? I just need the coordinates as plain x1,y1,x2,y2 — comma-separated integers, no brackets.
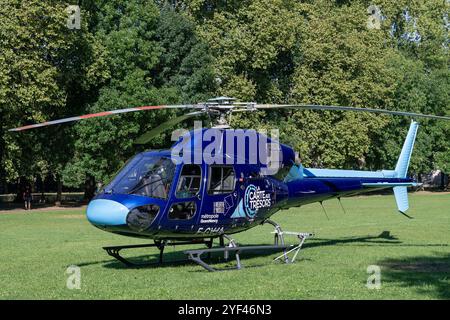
0,0,107,200
1,0,448,198
366,0,450,174
62,1,215,197
184,0,449,172
154,4,216,102
192,0,299,102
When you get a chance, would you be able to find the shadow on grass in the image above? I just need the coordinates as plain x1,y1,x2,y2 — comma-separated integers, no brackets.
76,231,446,272
78,245,298,271
77,231,399,271
305,231,402,248
304,231,448,248
77,250,192,269
378,252,450,299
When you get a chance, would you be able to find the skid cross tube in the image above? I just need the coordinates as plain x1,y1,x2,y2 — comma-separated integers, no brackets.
185,245,292,272
220,234,238,261
262,219,289,263
273,232,314,263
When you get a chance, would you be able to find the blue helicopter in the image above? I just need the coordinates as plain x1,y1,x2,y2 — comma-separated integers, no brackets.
10,97,450,271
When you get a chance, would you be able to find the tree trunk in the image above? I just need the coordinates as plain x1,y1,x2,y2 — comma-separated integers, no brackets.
84,175,96,201
2,181,8,194
55,175,62,206
40,176,45,204
0,112,5,195
15,177,25,203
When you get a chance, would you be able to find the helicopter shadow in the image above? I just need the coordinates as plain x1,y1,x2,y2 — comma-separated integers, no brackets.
77,250,192,270
303,230,402,248
303,230,449,249
77,245,298,271
378,252,450,299
100,248,285,271
76,231,447,271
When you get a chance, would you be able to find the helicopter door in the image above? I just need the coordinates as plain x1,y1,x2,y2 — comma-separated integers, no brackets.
166,164,204,232
204,165,238,218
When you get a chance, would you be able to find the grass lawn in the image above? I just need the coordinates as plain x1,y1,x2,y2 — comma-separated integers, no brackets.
0,193,449,300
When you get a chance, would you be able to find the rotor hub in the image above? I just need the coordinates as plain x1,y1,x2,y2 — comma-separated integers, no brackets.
202,97,257,128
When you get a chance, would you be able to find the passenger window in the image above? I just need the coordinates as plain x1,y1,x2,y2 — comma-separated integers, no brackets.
169,201,196,220
176,164,202,198
208,166,236,195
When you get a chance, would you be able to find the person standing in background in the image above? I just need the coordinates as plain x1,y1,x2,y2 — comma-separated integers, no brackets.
23,185,32,210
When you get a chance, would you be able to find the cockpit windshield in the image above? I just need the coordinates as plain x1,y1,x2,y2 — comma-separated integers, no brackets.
103,154,175,199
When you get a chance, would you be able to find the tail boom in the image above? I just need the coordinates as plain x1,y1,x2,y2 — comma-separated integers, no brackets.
293,121,420,214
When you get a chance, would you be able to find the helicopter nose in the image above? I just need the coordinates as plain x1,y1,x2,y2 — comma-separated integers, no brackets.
86,199,129,226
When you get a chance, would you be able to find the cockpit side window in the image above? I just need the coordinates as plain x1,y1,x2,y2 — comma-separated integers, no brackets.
175,164,202,198
104,155,175,198
208,165,236,195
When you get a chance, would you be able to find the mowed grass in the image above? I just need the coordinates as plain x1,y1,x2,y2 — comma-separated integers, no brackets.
0,193,449,300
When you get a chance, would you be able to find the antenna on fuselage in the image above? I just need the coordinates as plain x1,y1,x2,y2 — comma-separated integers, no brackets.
319,201,330,220
337,197,347,214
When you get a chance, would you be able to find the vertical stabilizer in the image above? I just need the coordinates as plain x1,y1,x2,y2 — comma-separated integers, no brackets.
395,121,419,178
393,121,419,217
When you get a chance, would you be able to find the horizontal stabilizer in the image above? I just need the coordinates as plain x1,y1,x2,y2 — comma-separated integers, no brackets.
362,182,420,188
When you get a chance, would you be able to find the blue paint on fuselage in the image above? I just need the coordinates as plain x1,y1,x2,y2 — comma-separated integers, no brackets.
85,129,414,240
285,177,412,207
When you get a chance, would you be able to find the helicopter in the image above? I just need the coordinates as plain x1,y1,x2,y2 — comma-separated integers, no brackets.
10,97,450,271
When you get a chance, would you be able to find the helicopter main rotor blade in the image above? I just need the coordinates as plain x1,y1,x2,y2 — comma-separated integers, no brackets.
134,111,204,145
254,104,450,121
9,97,450,134
8,104,201,132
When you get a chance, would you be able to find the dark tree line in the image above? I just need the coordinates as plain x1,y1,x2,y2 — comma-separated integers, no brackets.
0,0,448,201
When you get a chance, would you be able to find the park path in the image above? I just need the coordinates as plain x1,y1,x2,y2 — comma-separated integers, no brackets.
0,204,86,214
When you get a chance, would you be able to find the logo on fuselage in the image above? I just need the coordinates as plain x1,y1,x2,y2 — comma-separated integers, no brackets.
244,184,272,218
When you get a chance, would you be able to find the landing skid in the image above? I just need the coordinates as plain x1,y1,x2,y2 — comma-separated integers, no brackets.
185,220,314,271
103,239,213,267
102,220,313,271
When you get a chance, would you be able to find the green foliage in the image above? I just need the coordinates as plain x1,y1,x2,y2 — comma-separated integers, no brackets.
186,0,448,171
0,0,448,192
154,4,216,102
62,1,215,188
63,0,165,187
367,54,450,173
0,0,107,185
194,0,299,102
